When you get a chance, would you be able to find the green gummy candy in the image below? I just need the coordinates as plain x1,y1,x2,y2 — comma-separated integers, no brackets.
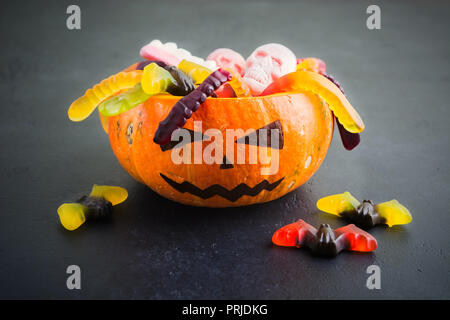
98,84,150,117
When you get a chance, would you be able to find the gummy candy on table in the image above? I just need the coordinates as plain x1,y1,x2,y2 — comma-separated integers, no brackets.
57,185,128,231
261,70,365,134
89,185,128,205
68,70,142,121
317,191,361,215
374,200,413,227
272,219,377,256
297,57,327,74
153,69,232,145
317,192,413,228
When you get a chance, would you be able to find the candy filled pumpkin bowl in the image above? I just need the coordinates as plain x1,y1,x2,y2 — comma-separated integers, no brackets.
103,92,334,207
69,41,364,207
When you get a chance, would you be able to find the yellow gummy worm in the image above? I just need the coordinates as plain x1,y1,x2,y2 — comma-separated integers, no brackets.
375,199,413,227
68,70,143,122
316,191,360,216
264,70,365,133
141,63,176,95
177,59,212,84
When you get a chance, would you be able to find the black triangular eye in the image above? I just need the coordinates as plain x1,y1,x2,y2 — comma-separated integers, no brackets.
235,120,284,149
160,128,207,151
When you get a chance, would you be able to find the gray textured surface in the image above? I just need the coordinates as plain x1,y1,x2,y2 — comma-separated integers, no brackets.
1,0,449,299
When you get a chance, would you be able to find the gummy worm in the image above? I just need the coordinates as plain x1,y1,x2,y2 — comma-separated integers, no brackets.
224,68,252,97
68,70,142,122
322,72,361,150
153,69,231,145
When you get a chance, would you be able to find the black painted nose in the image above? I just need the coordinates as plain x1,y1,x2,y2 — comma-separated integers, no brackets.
220,156,234,169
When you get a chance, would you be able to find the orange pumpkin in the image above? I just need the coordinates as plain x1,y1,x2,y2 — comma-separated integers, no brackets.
103,90,334,207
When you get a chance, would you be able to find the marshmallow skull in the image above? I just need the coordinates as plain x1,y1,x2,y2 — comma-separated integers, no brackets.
206,48,246,76
243,43,297,95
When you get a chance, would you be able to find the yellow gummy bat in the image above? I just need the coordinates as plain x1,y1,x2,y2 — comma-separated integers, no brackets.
88,184,128,205
317,192,412,228
374,199,413,227
57,185,128,231
316,191,360,216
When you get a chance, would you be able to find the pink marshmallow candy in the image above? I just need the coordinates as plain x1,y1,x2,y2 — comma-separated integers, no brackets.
206,48,246,76
140,44,181,66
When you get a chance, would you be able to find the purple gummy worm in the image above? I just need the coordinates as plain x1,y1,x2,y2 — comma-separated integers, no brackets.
336,121,360,150
322,72,360,150
153,69,232,145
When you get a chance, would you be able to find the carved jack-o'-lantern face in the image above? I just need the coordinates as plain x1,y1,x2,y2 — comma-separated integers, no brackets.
106,92,334,207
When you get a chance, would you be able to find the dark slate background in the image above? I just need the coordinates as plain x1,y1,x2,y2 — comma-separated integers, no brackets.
0,0,449,299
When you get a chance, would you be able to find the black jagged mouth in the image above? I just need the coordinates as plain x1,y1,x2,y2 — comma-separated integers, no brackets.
160,173,284,202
